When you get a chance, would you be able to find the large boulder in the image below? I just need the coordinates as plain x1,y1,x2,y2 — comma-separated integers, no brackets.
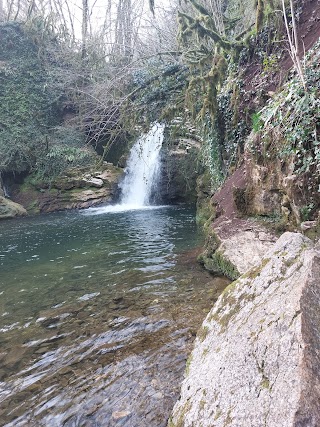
170,232,320,427
0,196,27,219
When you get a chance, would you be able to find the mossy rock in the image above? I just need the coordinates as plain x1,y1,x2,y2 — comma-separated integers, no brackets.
200,250,240,281
0,197,27,219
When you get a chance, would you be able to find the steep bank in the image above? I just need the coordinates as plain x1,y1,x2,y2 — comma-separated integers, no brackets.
170,233,320,426
169,2,320,424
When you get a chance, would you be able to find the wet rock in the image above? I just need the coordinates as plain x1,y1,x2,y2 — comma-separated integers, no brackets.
34,346,50,354
112,410,131,420
59,366,73,375
4,346,28,367
170,233,320,427
0,196,27,219
159,138,201,204
12,163,123,214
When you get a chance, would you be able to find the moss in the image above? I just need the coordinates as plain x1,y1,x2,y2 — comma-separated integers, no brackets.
261,378,270,389
196,198,216,229
214,408,222,420
208,271,265,333
199,399,206,410
242,258,270,280
168,401,191,427
185,354,193,376
203,250,240,280
202,347,209,357
197,325,210,342
26,200,40,214
224,409,233,426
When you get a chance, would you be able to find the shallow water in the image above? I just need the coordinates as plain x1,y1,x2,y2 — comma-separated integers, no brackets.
0,206,228,426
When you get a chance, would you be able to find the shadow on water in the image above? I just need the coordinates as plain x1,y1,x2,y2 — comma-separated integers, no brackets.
0,206,229,426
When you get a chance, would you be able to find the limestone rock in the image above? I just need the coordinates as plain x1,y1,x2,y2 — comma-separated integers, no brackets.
160,138,200,204
112,410,131,420
170,232,320,427
0,197,27,219
301,221,317,232
244,140,318,225
218,229,276,275
81,177,104,188
12,164,123,214
200,226,277,280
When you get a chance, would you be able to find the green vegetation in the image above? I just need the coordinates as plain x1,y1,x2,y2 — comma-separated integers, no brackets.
0,22,97,183
0,0,318,225
197,325,210,342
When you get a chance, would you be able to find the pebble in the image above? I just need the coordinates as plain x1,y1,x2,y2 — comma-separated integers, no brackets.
112,410,131,420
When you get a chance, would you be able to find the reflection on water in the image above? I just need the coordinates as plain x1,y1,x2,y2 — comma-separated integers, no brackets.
0,206,229,426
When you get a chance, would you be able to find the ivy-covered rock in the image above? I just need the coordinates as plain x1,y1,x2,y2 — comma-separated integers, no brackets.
0,22,60,174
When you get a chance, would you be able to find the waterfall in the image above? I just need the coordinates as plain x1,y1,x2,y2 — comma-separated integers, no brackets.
83,123,165,215
0,173,10,198
119,122,165,207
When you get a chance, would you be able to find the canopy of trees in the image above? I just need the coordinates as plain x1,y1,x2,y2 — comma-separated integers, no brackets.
0,0,314,187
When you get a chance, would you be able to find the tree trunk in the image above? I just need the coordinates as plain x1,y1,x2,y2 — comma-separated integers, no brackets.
82,0,89,59
0,0,4,21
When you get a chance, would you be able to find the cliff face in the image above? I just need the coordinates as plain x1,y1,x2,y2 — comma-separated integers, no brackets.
170,232,320,427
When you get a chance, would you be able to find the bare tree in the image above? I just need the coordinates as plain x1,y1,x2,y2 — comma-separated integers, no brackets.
0,0,4,20
281,0,306,89
81,0,88,58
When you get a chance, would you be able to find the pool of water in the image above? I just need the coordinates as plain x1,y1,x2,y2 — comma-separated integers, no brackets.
0,206,229,426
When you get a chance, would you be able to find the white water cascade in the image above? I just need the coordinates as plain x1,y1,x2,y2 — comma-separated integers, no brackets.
84,123,165,214
119,122,165,207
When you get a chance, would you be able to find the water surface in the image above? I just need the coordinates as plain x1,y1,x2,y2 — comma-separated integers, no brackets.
0,206,228,426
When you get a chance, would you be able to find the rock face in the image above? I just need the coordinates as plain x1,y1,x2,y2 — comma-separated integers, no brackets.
198,165,278,280
0,196,27,219
241,140,319,225
160,138,201,204
170,232,320,427
11,163,123,214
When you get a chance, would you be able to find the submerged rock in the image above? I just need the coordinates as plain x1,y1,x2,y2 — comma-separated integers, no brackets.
170,232,320,427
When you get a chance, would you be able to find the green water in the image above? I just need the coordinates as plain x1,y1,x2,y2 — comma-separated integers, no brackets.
0,206,228,426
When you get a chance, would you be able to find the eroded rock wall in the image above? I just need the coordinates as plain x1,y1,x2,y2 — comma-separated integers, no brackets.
170,232,320,427
11,163,122,215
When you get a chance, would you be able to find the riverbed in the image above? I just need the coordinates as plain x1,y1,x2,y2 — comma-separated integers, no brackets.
0,206,228,426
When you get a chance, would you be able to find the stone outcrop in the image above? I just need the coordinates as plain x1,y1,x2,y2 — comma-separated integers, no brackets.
0,196,27,219
170,232,320,427
239,139,319,225
11,163,123,215
160,138,201,204
198,165,278,280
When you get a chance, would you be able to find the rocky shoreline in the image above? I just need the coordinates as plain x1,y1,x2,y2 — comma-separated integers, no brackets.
0,163,123,219
169,232,320,427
